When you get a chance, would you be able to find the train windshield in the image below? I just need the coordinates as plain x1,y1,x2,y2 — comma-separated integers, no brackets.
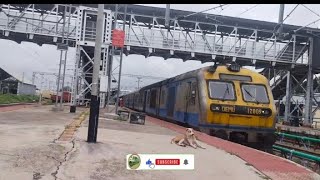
241,84,269,104
208,81,235,100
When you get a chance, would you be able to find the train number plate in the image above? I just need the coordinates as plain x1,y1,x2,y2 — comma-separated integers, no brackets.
247,108,262,115
211,104,271,117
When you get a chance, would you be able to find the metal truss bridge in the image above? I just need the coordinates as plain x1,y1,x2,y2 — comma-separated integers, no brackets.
1,4,320,124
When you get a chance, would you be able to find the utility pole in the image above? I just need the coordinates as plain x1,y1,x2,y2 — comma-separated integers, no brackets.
137,77,142,89
54,5,67,111
59,4,71,110
277,4,285,38
115,4,127,114
106,4,118,112
165,4,170,28
39,74,43,104
87,4,104,143
32,72,36,85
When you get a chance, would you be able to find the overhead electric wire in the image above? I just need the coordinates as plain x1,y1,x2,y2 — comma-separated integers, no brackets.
294,18,320,33
237,4,259,16
301,4,320,18
283,4,299,23
177,4,228,20
272,4,300,34
205,4,231,23
292,4,320,32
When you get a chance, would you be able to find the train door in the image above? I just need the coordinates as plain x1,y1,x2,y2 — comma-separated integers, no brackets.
143,90,147,112
145,90,151,113
156,87,161,116
184,82,191,123
167,86,176,117
184,81,197,125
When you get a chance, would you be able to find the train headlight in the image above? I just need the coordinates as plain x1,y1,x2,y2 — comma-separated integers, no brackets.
261,109,272,116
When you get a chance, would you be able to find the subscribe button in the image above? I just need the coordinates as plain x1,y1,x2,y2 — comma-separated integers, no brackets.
127,154,194,170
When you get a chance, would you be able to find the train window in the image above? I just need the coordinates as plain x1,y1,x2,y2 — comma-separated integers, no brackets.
190,82,196,105
241,84,269,103
150,89,157,108
208,81,235,100
219,74,252,82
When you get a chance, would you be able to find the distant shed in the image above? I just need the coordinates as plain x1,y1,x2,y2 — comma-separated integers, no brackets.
0,67,36,95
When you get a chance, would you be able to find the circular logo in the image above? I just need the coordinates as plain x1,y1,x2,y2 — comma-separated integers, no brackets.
128,154,141,170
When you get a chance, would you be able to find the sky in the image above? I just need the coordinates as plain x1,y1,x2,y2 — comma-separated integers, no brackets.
1,4,320,92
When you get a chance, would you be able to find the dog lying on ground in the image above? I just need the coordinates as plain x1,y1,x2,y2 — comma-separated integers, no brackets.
171,128,205,149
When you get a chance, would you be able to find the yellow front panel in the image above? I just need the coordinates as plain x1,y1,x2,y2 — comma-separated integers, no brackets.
204,66,276,129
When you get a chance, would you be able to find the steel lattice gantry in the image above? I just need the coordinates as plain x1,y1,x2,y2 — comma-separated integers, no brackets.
1,4,320,124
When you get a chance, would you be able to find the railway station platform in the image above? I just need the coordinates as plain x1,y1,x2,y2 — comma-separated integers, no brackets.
58,106,318,180
276,124,320,137
0,104,319,179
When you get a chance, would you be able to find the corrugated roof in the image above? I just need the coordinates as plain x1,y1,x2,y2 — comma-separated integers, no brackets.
0,65,33,85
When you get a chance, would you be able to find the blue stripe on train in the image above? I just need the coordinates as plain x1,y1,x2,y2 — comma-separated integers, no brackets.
146,107,156,115
151,107,200,127
159,108,167,117
173,110,199,127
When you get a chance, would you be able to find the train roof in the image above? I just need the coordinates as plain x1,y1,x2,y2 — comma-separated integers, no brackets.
124,64,263,95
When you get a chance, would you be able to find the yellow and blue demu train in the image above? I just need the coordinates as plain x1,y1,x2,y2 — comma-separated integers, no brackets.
122,63,276,148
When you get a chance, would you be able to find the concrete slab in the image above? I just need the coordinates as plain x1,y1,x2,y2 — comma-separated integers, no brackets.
104,113,120,120
0,105,86,180
58,116,268,180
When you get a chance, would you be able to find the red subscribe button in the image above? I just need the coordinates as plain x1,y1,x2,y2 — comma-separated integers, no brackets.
155,159,180,165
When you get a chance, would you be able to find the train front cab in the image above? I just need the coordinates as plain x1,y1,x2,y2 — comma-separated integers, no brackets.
200,65,276,148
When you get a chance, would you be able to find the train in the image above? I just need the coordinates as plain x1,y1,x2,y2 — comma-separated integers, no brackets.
121,63,277,150
50,91,71,103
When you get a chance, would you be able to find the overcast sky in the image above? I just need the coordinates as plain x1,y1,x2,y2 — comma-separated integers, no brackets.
1,4,320,92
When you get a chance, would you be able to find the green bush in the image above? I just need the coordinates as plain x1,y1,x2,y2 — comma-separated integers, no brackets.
0,94,39,105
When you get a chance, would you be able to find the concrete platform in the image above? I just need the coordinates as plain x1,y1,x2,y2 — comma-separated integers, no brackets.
276,124,320,137
0,105,319,180
148,116,320,180
60,115,267,180
0,104,86,180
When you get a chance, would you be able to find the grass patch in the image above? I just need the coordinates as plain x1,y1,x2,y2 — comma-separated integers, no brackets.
0,94,39,105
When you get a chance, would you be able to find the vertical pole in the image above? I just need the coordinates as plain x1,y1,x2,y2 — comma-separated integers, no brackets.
284,72,292,122
32,72,36,85
277,4,285,38
137,77,142,89
106,4,118,112
60,4,71,109
55,5,66,109
70,45,80,113
39,75,43,104
305,37,314,125
87,4,104,143
165,4,170,28
115,4,127,114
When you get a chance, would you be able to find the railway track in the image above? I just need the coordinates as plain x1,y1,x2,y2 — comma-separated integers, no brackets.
272,132,320,174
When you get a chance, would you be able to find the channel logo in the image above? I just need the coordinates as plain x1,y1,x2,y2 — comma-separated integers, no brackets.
127,154,141,170
126,154,194,170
